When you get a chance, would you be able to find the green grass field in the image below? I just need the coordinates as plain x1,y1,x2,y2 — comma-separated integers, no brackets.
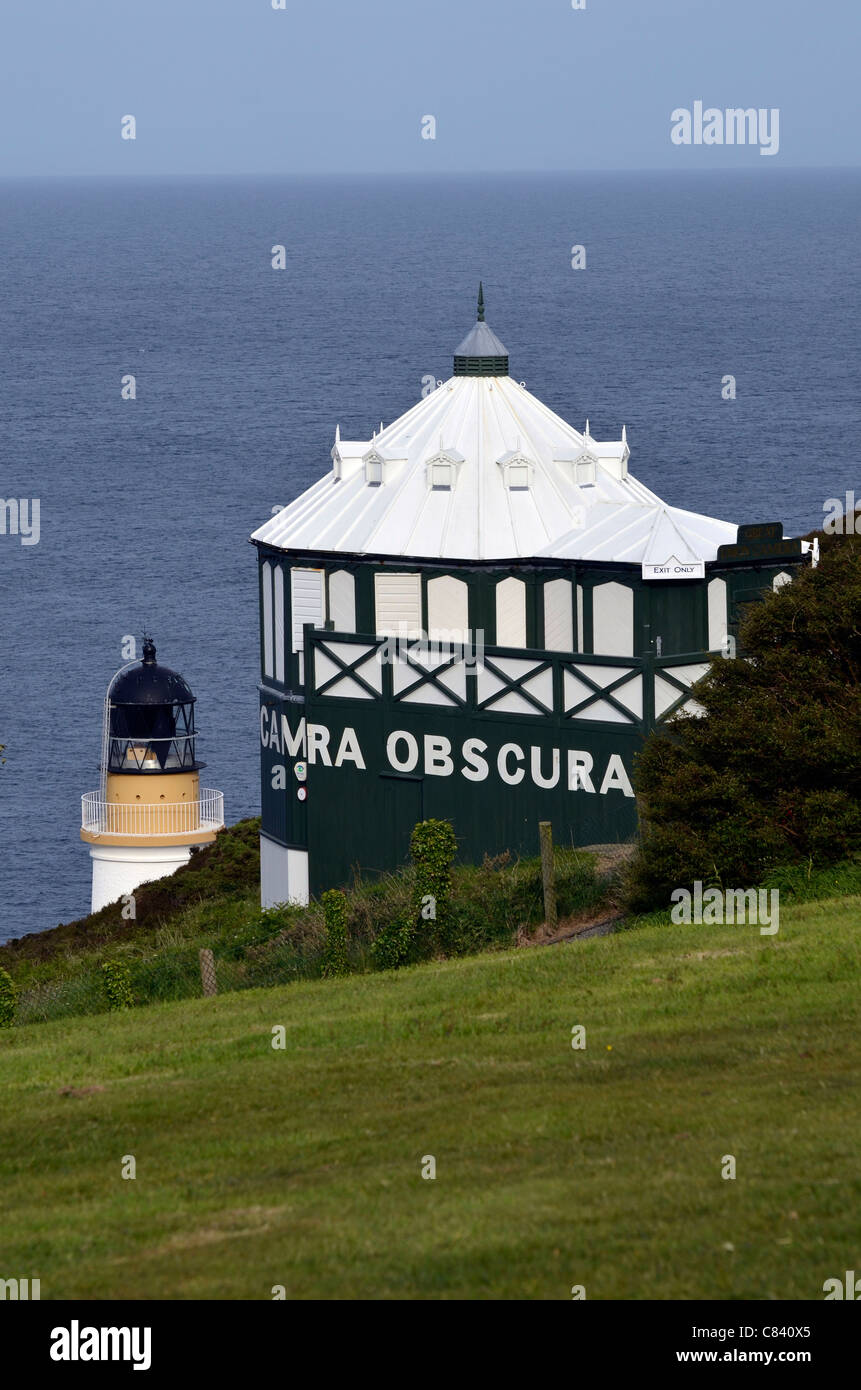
1,895,858,1300
0,823,609,1025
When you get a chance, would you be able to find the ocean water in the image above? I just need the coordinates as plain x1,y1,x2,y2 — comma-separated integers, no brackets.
0,169,859,942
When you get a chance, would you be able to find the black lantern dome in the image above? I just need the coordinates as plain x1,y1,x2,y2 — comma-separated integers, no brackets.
107,637,204,774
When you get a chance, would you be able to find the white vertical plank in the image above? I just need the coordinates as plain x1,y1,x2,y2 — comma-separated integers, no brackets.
543,578,573,651
427,574,469,641
329,570,357,633
274,565,285,683
593,581,634,657
496,576,527,647
262,561,273,678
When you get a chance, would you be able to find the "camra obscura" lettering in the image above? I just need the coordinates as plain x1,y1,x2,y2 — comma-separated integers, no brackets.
260,710,634,798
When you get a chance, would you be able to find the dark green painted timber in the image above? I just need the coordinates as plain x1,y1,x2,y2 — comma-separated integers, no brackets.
254,542,809,896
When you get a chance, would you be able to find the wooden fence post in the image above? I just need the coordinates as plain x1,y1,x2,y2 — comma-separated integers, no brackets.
199,948,217,997
539,821,557,931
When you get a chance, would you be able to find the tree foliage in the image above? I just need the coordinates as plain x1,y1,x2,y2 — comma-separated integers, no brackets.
627,541,861,908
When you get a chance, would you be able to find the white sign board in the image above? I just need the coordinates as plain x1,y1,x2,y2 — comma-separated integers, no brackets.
642,556,705,581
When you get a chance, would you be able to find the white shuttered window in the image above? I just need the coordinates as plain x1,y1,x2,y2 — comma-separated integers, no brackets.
374,572,423,637
291,567,325,683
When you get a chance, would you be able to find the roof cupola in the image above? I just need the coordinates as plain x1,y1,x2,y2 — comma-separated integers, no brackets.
453,282,509,376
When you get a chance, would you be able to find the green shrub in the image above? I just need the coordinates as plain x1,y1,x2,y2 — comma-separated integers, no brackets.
627,541,861,909
101,959,134,1011
0,965,17,1027
410,818,457,953
321,889,350,977
370,916,414,971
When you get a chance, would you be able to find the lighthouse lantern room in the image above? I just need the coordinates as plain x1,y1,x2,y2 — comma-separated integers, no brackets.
81,638,225,913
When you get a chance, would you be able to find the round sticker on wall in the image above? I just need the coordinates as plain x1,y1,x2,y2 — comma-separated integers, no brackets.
297,786,307,802
294,761,307,782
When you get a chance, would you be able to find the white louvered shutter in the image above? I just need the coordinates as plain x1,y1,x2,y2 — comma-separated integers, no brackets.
291,568,325,683
374,572,422,637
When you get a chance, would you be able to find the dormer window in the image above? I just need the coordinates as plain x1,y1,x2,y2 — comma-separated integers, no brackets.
497,449,535,492
575,455,597,486
552,441,599,486
425,447,465,492
364,452,385,487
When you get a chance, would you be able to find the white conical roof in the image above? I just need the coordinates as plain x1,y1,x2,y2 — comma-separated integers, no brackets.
252,371,738,564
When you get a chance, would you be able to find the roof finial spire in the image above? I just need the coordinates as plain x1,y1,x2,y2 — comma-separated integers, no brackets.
477,281,485,322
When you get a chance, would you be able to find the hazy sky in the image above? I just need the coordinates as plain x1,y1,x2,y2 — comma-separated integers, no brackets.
0,0,857,175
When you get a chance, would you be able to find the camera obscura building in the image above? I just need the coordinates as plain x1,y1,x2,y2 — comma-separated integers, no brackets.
251,291,809,906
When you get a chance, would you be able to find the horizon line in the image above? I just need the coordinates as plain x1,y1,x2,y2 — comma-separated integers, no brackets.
0,164,859,181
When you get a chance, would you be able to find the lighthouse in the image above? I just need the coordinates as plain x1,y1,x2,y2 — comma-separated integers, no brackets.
81,637,225,914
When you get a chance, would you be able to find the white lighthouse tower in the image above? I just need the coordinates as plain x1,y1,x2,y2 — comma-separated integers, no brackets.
81,637,225,914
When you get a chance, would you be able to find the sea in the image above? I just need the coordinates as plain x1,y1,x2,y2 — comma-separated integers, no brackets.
0,169,859,941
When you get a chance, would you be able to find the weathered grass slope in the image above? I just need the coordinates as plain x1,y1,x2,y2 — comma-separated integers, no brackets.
1,818,262,962
2,824,607,1026
1,897,858,1300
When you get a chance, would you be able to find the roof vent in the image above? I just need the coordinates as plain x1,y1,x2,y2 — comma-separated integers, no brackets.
453,283,509,376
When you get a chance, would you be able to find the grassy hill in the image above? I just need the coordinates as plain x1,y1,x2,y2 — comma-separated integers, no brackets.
1,893,858,1300
0,820,610,1026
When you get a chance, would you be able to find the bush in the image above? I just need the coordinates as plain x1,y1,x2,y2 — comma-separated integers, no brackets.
370,916,414,971
0,965,17,1027
627,541,861,909
101,959,134,1011
321,889,350,977
410,818,457,954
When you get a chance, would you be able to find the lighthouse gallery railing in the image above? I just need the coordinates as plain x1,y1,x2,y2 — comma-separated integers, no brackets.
81,789,224,838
